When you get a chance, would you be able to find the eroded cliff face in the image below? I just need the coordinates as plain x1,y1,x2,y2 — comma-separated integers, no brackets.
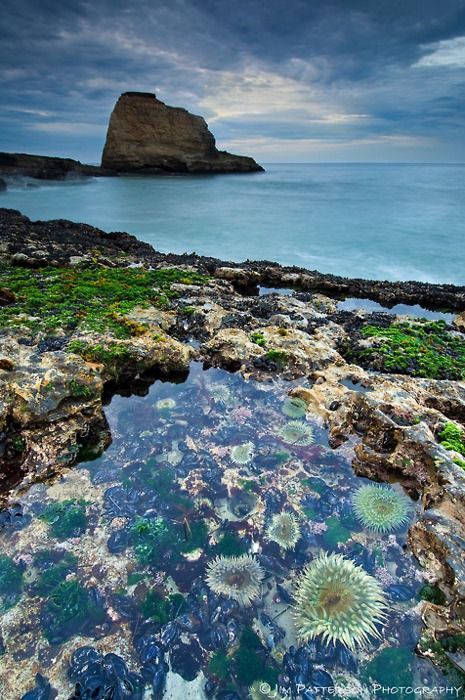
101,92,264,173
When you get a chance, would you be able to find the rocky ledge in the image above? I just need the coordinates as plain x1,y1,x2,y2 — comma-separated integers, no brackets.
101,92,263,174
1,207,465,679
0,152,113,181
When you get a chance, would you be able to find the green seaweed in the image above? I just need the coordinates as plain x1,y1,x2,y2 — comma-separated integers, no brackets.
265,349,287,368
207,628,279,687
42,577,106,644
418,635,465,696
208,651,231,680
233,627,279,686
438,422,465,456
39,499,88,540
68,379,95,399
130,516,175,566
0,555,23,610
323,516,352,549
215,532,248,556
345,320,465,380
250,331,267,347
419,583,446,606
67,339,133,364
362,647,413,694
34,552,78,596
0,264,208,336
141,589,187,624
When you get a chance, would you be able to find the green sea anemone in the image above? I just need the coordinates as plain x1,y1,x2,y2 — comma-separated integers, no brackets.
277,420,314,446
352,484,410,533
266,512,301,550
231,442,254,465
206,554,264,606
210,384,233,406
282,397,307,419
293,552,387,650
155,397,176,412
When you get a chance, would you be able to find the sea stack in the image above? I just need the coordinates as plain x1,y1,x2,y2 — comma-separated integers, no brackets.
101,92,264,174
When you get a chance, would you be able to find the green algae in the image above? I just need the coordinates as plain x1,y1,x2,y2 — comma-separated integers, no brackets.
33,552,78,596
362,647,413,694
250,331,267,347
323,516,352,548
265,349,287,367
214,532,248,556
209,627,279,688
42,576,106,644
141,589,187,624
0,554,23,610
438,422,465,457
346,320,465,380
419,583,446,606
130,516,174,566
208,651,231,680
233,627,279,686
0,264,208,336
39,499,88,540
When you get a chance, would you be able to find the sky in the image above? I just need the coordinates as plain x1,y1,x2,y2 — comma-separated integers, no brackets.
1,0,465,163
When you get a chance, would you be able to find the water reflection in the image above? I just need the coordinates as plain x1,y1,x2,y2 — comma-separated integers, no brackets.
0,363,449,698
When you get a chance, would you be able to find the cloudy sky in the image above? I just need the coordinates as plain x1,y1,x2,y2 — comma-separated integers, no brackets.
1,0,465,162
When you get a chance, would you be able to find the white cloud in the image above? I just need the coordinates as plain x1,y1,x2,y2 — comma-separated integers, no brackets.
415,36,465,68
0,106,56,117
27,121,104,135
221,134,434,160
198,64,370,125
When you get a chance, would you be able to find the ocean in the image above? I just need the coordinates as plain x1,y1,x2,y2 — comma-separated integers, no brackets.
2,162,464,284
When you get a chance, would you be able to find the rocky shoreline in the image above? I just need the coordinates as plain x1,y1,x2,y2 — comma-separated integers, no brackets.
1,207,465,691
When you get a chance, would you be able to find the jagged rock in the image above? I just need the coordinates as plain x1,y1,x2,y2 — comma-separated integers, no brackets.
101,92,264,174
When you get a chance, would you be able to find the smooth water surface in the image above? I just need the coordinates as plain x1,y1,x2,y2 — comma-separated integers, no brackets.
0,363,448,699
2,163,464,284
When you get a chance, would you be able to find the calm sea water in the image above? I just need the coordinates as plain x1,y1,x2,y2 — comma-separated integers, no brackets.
1,163,464,284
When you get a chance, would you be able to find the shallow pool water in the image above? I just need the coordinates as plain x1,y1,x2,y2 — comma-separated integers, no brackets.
0,363,450,698
337,297,455,323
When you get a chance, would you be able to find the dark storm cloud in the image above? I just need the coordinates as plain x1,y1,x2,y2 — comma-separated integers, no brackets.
1,0,465,161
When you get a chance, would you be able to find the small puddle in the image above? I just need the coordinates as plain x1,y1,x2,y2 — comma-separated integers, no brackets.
338,297,455,323
0,362,448,698
259,286,295,297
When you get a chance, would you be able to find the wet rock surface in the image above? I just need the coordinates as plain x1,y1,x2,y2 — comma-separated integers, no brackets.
0,208,465,697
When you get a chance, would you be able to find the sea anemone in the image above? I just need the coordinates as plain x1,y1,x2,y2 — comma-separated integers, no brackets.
277,420,314,446
266,512,301,550
231,442,254,465
155,398,176,412
209,384,233,406
293,552,387,650
282,397,307,419
352,484,411,533
205,554,264,606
